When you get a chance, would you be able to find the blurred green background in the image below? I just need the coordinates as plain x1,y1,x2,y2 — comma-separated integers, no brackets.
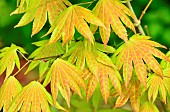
0,0,170,54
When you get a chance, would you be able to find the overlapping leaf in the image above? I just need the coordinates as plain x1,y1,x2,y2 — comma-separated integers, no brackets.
144,73,170,103
115,78,140,112
25,40,64,77
44,5,105,45
11,0,72,36
8,81,66,112
43,58,86,107
0,76,22,112
91,0,136,46
62,41,121,103
112,34,170,87
0,44,27,80
86,63,122,104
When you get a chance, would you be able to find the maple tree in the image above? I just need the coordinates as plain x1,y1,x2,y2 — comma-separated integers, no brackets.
0,0,170,112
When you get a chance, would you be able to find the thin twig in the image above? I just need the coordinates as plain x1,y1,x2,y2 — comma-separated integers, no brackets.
144,25,150,36
13,61,30,76
75,0,97,6
139,0,153,21
126,1,146,35
17,50,29,61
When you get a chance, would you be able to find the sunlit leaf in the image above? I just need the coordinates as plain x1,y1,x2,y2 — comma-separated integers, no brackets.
11,0,72,36
25,40,64,76
112,34,170,87
0,76,22,111
115,77,140,111
62,41,121,102
44,5,105,45
29,40,64,59
145,74,169,103
0,44,27,80
8,81,66,112
140,102,159,112
91,0,136,46
86,63,121,103
43,58,86,107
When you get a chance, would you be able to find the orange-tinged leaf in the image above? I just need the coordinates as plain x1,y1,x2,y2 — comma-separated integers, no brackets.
115,78,140,111
86,75,98,101
12,0,72,36
44,5,105,45
0,76,22,111
130,79,140,112
98,63,110,104
92,0,135,46
62,41,121,102
113,34,170,87
87,63,122,103
0,44,27,80
8,81,66,112
44,58,86,107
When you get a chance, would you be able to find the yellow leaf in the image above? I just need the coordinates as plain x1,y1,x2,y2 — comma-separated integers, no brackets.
12,0,72,36
140,102,159,112
62,41,121,102
146,74,169,103
8,81,66,112
44,5,105,45
0,76,22,111
0,44,27,80
43,58,86,107
92,0,136,46
113,34,170,87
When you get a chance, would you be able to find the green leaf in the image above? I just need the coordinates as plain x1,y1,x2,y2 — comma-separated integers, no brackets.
140,102,159,112
95,42,115,53
29,40,64,59
0,44,27,80
0,76,22,111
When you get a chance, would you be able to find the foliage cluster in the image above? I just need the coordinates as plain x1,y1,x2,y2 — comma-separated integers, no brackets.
0,0,170,112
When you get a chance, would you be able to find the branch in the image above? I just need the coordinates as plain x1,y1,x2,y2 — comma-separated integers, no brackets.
13,60,30,76
126,1,146,35
139,0,153,21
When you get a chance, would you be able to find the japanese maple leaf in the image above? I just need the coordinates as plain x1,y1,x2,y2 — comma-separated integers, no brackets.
115,78,140,112
144,71,170,103
11,0,72,36
25,40,64,77
91,0,136,46
8,81,66,112
0,44,27,80
86,63,122,104
0,76,22,111
62,41,121,103
43,58,86,107
44,5,105,45
112,34,170,87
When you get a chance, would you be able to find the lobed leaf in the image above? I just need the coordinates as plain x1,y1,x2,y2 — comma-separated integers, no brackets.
43,58,86,107
0,44,27,80
140,102,159,112
92,0,136,46
44,5,105,45
113,34,170,87
0,76,22,111
8,81,66,112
